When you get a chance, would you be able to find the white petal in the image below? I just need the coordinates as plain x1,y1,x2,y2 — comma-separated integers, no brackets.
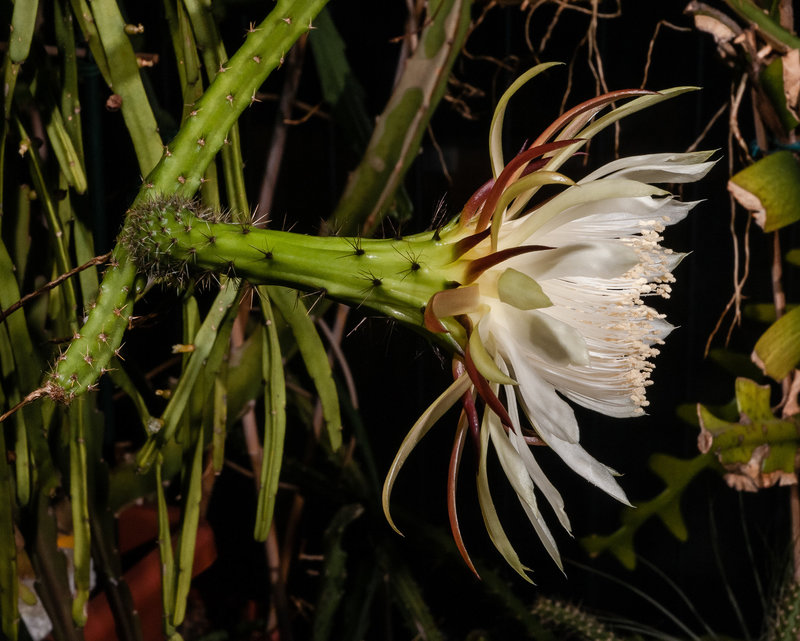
499,340,581,443
487,412,563,569
498,338,631,503
544,435,631,505
503,179,668,247
494,306,590,368
578,151,716,184
512,196,697,246
505,241,638,280
503,379,572,532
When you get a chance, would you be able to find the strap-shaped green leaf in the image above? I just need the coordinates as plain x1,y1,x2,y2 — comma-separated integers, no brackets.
760,56,800,132
55,0,85,164
16,118,78,331
85,0,164,173
42,99,88,194
0,416,18,641
171,428,204,628
211,365,228,475
0,239,47,506
254,292,287,541
68,397,91,626
268,286,342,451
3,0,38,119
156,455,176,632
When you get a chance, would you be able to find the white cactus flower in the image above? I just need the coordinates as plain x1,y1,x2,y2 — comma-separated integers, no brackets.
382,65,715,580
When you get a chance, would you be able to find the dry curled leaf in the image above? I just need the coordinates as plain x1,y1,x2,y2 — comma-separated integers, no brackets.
782,48,800,120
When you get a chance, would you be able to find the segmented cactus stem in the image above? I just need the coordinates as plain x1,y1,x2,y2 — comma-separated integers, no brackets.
46,0,330,403
118,196,460,347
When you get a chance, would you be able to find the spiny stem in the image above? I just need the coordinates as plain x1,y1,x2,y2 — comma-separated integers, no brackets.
119,197,463,351
47,0,330,403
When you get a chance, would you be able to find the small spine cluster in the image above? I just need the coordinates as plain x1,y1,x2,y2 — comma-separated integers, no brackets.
766,577,800,641
532,596,621,641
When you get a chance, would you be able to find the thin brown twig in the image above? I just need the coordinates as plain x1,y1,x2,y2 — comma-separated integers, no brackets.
427,123,453,185
704,118,751,355
704,77,754,353
316,311,359,410
545,0,621,18
255,92,330,121
771,231,793,410
559,31,585,114
730,74,751,159
523,0,550,54
0,252,112,323
686,100,728,152
283,101,324,126
257,36,308,219
538,2,567,53
587,0,610,97
640,20,693,90
0,386,49,423
461,1,517,71
280,305,351,587
725,210,751,347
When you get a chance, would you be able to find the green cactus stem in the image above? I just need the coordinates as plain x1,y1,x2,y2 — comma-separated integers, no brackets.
45,0,329,402
118,196,467,352
46,251,140,403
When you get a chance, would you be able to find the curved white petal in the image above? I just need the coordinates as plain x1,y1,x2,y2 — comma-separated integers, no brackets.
489,305,590,368
504,241,638,281
508,196,697,246
503,179,669,247
487,411,563,570
503,377,572,532
578,151,716,184
497,338,581,443
498,334,631,503
544,434,631,505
